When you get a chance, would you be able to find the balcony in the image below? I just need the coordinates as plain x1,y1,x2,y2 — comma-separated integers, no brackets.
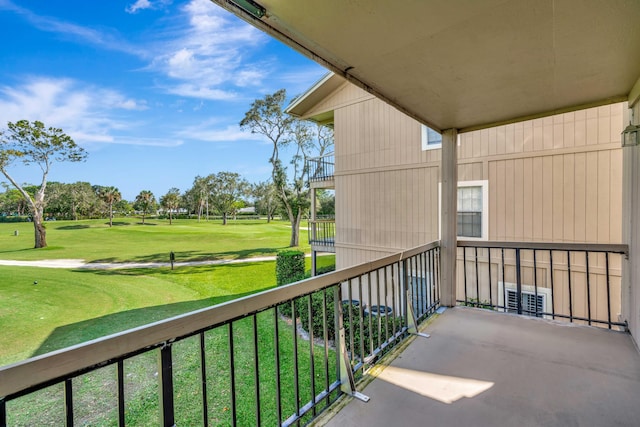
1,241,638,427
306,154,334,188
308,219,335,253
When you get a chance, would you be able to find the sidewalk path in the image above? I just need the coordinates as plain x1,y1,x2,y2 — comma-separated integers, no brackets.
0,253,329,270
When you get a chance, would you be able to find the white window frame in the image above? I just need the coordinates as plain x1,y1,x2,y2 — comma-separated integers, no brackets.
438,180,489,241
421,125,442,150
498,282,552,319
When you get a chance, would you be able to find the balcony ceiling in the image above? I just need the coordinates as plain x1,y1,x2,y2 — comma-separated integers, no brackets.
212,0,640,132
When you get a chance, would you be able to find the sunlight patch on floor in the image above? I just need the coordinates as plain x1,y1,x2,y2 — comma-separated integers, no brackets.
376,366,494,404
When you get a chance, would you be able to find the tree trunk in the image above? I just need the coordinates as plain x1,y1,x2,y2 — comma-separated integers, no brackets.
32,210,47,248
142,213,146,224
169,211,173,225
289,210,302,247
222,212,227,225
109,202,113,227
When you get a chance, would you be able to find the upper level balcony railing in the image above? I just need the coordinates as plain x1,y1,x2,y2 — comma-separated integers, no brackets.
0,242,441,427
309,219,335,248
306,153,335,183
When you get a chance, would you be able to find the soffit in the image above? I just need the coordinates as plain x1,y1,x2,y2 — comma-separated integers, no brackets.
212,0,640,132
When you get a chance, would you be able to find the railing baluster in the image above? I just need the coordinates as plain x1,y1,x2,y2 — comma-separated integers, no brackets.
347,279,354,363
308,295,316,417
391,264,397,338
253,314,261,426
606,252,612,329
463,247,468,305
274,307,282,424
550,250,556,319
567,251,573,322
501,248,506,312
292,300,300,418
322,289,330,407
585,251,592,326
117,360,125,427
367,271,374,357
516,249,522,315
228,323,237,427
358,276,365,370
158,345,174,427
376,268,382,351
199,333,209,427
487,247,493,308
533,250,539,317
475,246,480,306
385,266,391,343
65,379,74,427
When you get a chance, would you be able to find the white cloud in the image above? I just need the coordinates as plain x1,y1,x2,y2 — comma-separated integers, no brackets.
0,77,148,145
148,0,270,99
175,121,262,142
125,0,172,14
0,0,145,57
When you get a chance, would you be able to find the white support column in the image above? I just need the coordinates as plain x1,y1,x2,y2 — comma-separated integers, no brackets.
440,129,458,307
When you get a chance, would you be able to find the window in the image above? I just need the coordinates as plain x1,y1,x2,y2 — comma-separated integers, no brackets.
457,185,483,238
421,125,442,150
457,181,488,239
438,180,489,240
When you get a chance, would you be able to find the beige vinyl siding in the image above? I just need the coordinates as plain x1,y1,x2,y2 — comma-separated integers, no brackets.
330,96,622,272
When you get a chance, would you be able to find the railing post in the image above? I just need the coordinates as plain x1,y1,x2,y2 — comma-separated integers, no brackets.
334,285,369,402
0,398,5,427
404,257,430,339
158,343,175,427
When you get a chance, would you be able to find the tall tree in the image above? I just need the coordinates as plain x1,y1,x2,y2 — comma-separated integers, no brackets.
208,172,249,225
134,190,156,225
252,180,279,223
97,186,122,227
160,188,181,225
240,89,309,246
0,120,87,248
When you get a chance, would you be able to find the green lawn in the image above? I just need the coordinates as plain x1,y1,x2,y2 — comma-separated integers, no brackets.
1,218,336,425
0,217,310,262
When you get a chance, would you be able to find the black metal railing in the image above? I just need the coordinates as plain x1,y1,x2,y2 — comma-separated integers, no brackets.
457,241,628,329
307,153,335,182
0,242,441,427
309,220,335,247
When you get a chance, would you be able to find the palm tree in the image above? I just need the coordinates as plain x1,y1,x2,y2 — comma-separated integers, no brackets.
160,188,181,225
134,190,156,225
98,186,122,227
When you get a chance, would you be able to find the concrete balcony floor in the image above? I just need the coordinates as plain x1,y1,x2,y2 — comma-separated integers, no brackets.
319,307,640,427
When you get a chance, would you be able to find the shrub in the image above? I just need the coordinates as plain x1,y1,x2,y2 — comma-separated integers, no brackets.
276,250,306,317
276,250,305,286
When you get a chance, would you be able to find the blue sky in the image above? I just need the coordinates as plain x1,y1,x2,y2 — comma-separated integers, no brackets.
0,0,327,200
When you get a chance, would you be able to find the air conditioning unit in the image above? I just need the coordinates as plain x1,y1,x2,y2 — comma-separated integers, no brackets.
498,282,552,318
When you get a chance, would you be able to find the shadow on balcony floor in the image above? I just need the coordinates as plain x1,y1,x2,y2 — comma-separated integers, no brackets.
320,307,640,427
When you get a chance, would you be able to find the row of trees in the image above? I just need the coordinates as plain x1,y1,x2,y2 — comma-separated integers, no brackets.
0,89,333,248
0,176,335,226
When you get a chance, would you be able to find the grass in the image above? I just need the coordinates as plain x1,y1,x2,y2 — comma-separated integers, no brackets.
0,217,311,263
0,256,335,366
1,218,337,425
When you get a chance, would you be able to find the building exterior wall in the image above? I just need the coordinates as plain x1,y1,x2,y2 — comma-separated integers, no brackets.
331,83,624,270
